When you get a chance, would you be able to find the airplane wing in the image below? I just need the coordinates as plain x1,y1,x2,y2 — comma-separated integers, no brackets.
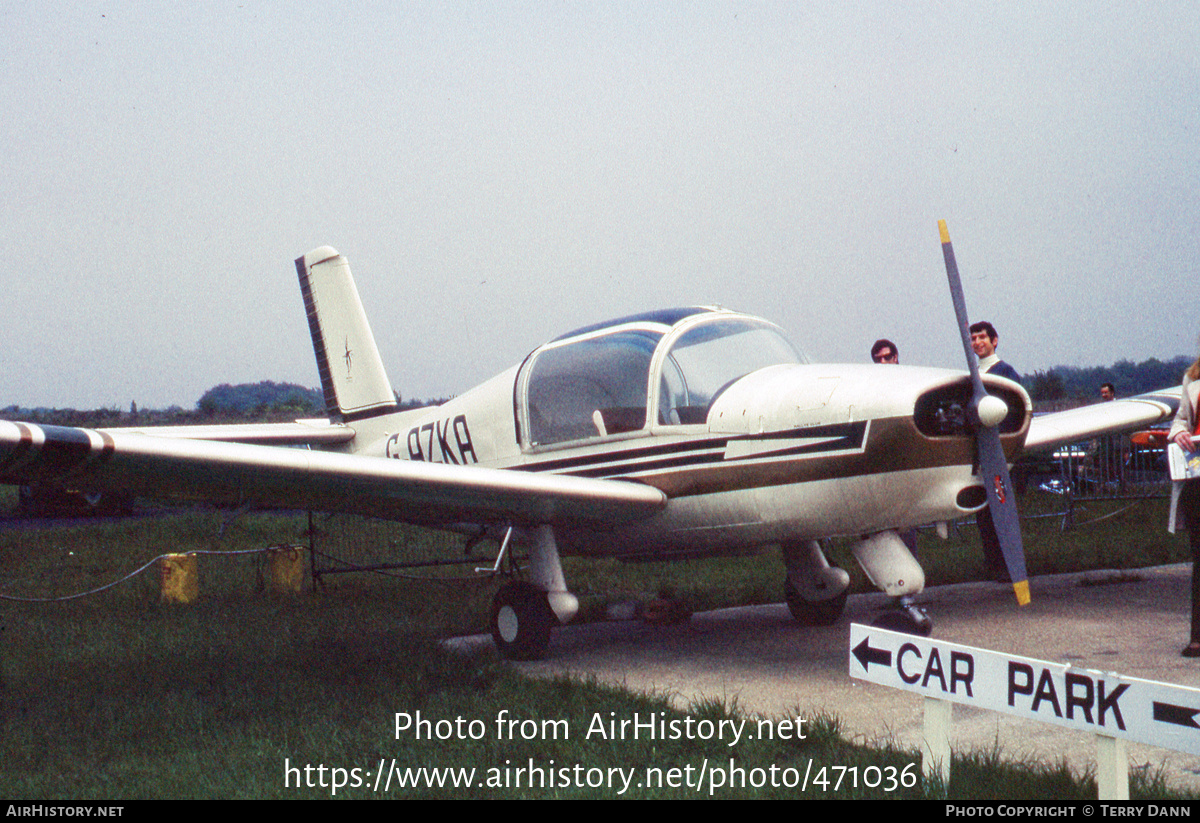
1022,387,1180,452
101,419,357,447
0,422,666,527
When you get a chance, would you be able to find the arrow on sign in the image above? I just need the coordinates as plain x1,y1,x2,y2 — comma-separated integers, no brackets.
852,637,892,671
1153,701,1200,730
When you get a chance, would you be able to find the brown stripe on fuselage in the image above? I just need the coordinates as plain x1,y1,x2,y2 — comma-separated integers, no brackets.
616,416,1025,498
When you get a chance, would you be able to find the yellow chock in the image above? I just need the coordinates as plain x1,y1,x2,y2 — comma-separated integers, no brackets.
160,553,199,604
267,545,305,593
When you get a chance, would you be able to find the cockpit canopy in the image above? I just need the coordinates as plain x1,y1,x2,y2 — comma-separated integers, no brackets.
516,308,805,448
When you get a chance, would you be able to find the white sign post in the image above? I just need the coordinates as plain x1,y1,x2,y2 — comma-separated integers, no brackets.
849,623,1200,799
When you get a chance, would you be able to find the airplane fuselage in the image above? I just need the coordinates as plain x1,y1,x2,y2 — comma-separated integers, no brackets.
354,355,1029,559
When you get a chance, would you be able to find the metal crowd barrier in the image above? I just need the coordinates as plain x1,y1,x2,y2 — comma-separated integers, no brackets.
1013,426,1171,529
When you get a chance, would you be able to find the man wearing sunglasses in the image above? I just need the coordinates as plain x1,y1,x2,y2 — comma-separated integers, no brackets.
870,339,899,364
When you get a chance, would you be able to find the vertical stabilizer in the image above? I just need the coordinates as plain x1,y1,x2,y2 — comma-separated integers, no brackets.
296,247,397,422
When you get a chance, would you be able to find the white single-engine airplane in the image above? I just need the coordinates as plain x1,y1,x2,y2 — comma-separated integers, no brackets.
0,225,1181,658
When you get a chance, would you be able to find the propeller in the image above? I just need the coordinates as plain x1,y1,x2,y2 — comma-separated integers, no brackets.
939,220,1031,606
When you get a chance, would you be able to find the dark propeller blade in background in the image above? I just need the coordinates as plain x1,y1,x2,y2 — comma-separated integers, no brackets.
939,220,1031,606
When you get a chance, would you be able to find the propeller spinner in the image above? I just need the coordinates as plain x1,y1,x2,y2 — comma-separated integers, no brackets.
939,220,1031,606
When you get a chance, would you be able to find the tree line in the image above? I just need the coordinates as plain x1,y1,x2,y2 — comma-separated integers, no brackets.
1,381,450,428
1024,355,1192,403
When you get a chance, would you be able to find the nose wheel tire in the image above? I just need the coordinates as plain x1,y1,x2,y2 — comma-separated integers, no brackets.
491,581,555,660
871,604,933,636
784,578,848,626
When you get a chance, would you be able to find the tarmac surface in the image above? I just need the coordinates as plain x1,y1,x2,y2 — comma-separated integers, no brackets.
453,563,1200,794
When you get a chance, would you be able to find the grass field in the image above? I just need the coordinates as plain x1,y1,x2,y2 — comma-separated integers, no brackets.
0,491,1194,799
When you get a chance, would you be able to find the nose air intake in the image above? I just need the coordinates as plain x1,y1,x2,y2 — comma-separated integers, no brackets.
956,485,988,510
913,381,1025,438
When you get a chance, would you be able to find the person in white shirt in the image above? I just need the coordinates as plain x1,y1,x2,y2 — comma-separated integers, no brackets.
1170,355,1200,657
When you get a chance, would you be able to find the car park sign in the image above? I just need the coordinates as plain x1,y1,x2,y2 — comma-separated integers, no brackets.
849,623,1200,755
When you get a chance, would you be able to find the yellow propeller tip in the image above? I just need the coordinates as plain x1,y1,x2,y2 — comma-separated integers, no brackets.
938,220,950,244
1013,580,1031,606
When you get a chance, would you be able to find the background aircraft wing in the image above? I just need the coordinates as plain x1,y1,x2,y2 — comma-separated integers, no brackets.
1023,387,1180,452
0,422,666,527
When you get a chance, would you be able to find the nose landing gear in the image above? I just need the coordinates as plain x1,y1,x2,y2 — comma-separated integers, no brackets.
871,596,933,636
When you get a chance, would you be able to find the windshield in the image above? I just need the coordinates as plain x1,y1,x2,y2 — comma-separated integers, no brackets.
524,329,662,445
659,318,803,424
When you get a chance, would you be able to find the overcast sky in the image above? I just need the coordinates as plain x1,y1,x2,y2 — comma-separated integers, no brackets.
2,1,1197,410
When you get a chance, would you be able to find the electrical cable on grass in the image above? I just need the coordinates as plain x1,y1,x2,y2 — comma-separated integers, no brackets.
308,546,509,586
0,545,300,603
1069,499,1150,527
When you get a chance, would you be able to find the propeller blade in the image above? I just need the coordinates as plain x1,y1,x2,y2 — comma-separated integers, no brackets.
938,220,1031,606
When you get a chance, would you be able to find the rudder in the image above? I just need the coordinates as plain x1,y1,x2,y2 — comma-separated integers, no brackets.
296,247,397,422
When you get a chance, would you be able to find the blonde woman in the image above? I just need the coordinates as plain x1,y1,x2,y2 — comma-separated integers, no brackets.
1170,354,1200,656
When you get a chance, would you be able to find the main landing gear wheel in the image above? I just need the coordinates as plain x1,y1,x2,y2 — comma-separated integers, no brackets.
871,602,933,637
784,578,848,626
490,581,555,661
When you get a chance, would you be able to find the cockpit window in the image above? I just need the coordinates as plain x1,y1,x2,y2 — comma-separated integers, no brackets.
525,330,662,446
659,318,803,425
519,313,804,446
